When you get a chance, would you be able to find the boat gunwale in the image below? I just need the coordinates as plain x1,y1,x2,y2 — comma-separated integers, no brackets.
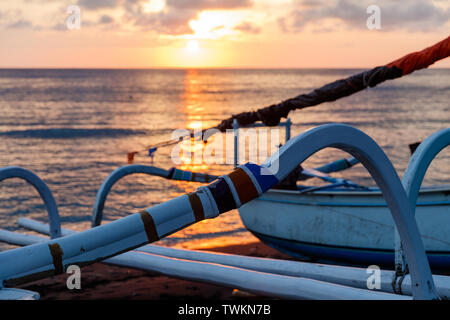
248,229,450,256
265,184,450,197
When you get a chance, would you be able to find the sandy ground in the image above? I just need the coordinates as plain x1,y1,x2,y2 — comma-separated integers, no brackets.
17,241,294,300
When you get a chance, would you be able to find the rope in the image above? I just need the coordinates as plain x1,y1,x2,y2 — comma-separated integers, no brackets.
126,36,450,163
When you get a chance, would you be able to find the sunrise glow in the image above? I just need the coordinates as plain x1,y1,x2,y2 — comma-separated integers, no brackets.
142,0,165,13
185,40,200,52
0,0,449,68
188,11,244,39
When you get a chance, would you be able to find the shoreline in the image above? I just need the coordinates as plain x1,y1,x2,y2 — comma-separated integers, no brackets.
17,241,294,300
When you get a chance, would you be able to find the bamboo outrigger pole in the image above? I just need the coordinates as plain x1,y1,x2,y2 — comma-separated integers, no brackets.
0,124,439,299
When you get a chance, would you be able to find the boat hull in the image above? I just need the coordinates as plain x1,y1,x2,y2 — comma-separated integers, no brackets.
238,186,450,269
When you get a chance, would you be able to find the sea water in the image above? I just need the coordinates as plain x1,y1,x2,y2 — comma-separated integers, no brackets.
0,68,448,250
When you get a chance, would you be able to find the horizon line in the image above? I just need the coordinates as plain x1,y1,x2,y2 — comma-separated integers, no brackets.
1,66,449,70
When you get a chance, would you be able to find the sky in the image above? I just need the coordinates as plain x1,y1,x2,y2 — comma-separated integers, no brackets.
0,0,449,68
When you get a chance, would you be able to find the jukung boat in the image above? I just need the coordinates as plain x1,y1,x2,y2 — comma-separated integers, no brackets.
2,123,449,300
226,104,450,270
238,183,450,269
225,114,449,269
221,36,450,270
0,37,449,300
94,123,450,270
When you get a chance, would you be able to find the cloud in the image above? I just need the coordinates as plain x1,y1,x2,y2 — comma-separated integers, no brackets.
234,21,261,34
166,0,252,10
296,0,324,8
124,3,196,34
279,0,450,32
99,14,114,24
6,19,33,29
51,22,67,31
77,0,120,10
124,0,254,34
2,0,253,35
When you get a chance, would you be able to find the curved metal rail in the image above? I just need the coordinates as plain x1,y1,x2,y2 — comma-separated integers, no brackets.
92,162,363,227
92,165,169,227
0,167,61,239
394,128,450,280
92,165,218,227
403,128,450,205
92,125,435,296
258,123,437,299
0,124,440,299
92,125,434,296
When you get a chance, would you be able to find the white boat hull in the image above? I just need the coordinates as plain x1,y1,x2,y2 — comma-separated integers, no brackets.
238,186,450,269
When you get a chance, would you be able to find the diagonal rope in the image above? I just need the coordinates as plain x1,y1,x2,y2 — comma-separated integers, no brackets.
127,36,450,163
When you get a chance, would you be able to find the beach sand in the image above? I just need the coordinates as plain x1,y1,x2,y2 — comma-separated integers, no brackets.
17,241,294,300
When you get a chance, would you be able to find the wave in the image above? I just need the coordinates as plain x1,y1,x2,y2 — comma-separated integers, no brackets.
0,128,148,139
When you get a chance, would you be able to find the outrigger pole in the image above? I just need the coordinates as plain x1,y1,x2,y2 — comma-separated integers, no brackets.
0,124,440,299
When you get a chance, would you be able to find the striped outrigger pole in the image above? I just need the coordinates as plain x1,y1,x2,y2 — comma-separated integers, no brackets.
0,163,277,287
310,157,359,175
139,163,278,240
167,167,217,183
167,157,359,184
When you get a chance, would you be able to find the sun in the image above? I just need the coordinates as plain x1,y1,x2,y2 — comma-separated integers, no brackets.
186,40,200,52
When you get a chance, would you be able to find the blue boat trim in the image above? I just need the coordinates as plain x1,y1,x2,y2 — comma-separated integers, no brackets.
248,229,450,270
255,197,450,208
242,162,279,193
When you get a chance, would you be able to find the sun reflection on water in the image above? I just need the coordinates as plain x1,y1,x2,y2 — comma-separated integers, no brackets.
176,70,215,171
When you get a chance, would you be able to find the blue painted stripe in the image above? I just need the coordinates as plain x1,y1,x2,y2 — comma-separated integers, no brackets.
207,178,237,213
182,170,192,181
323,159,348,173
243,163,279,193
173,169,183,180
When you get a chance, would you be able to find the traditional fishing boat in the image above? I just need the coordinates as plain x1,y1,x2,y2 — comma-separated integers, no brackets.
225,103,450,270
0,37,448,300
1,123,449,300
224,116,449,269
226,36,450,270
238,184,450,269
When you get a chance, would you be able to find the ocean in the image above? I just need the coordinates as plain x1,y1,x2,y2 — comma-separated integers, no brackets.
0,68,449,251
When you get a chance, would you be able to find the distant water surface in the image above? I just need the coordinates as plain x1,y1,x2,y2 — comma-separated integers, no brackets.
0,68,448,250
